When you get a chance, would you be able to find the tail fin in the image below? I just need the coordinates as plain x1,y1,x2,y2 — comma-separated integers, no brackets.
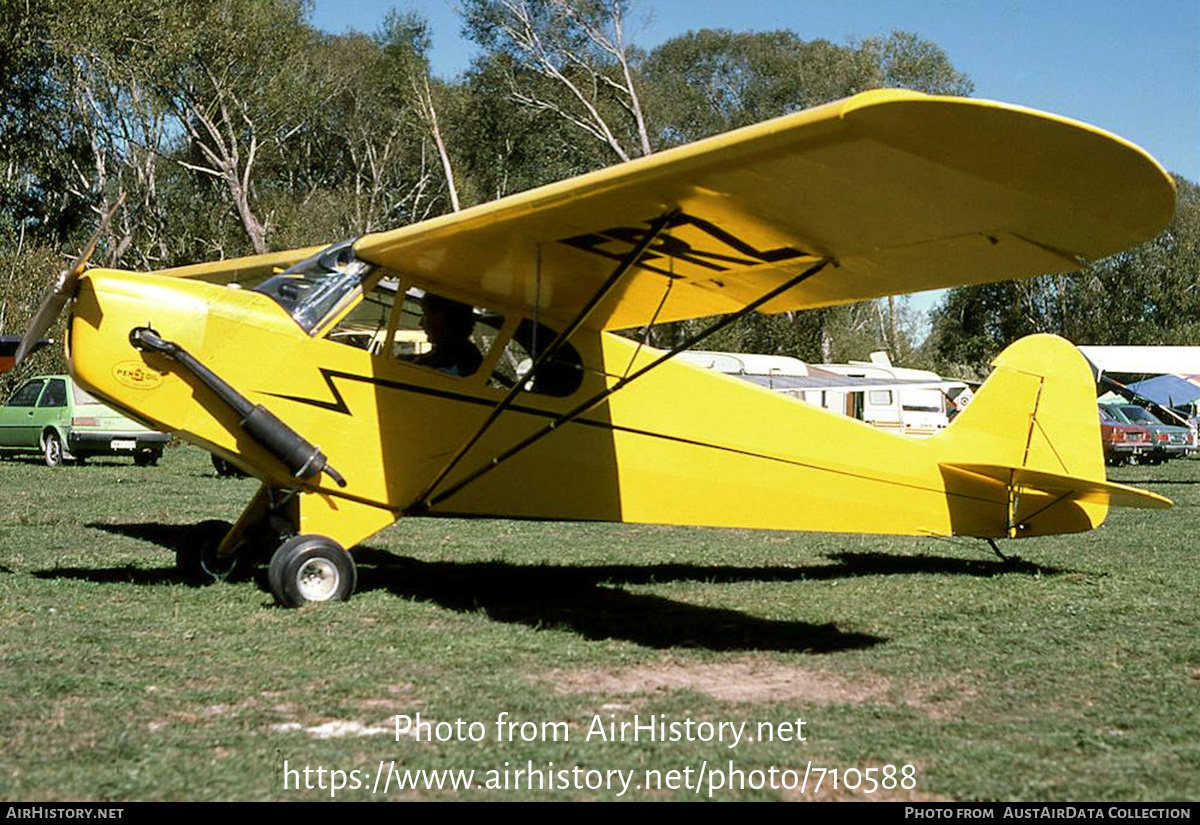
936,334,1170,538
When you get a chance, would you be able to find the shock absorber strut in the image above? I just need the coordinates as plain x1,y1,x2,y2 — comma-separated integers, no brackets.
129,326,346,488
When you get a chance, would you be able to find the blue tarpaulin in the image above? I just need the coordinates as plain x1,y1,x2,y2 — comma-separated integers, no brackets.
1126,375,1200,407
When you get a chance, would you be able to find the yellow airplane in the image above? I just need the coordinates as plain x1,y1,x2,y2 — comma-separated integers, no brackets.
17,90,1176,607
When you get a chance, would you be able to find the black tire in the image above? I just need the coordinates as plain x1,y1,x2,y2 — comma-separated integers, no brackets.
135,448,160,467
42,431,64,468
268,535,356,608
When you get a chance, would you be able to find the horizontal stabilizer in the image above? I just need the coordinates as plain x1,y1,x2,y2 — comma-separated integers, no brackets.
942,463,1172,510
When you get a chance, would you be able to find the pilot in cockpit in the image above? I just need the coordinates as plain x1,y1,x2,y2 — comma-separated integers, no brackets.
410,293,483,377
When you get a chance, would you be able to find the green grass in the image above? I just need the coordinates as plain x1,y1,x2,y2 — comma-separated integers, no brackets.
0,447,1196,801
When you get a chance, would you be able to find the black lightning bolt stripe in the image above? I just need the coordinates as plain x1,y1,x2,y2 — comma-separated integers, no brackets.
263,368,567,420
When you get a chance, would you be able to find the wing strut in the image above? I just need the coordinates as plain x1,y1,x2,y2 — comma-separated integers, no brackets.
409,209,682,512
410,255,833,514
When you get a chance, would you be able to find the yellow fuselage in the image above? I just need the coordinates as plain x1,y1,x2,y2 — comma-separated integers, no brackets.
68,267,1112,553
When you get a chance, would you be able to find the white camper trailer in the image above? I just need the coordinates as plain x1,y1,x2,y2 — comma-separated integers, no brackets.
679,350,970,437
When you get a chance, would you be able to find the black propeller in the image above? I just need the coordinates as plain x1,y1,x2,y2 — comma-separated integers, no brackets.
15,195,125,366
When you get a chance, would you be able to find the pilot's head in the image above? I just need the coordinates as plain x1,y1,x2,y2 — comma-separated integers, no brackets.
419,294,475,345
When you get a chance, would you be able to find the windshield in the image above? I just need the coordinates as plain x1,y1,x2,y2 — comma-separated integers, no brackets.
254,240,375,332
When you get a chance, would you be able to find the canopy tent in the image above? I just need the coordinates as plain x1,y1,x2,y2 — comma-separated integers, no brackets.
1126,375,1200,408
1078,346,1200,376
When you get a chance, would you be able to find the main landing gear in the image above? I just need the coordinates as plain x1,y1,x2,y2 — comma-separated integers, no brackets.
178,485,360,607
180,530,358,607
267,534,357,608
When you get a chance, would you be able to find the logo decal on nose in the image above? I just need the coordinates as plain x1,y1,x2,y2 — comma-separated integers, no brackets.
113,361,166,390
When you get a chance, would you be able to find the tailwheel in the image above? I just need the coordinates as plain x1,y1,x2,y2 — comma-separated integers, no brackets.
268,535,356,608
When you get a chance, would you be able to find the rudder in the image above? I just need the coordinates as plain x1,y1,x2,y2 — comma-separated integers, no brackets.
935,334,1113,537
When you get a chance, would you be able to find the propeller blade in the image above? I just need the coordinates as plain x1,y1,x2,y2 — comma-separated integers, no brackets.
15,195,125,366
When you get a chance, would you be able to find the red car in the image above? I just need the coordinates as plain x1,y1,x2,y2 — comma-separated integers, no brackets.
1098,405,1151,465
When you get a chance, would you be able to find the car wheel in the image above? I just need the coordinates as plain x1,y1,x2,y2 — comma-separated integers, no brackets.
268,535,356,608
134,449,160,467
42,431,64,468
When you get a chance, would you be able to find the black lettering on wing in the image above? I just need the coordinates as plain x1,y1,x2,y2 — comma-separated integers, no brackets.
560,212,811,278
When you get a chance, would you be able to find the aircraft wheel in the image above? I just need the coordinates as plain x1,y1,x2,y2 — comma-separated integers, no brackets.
269,535,356,608
42,431,64,467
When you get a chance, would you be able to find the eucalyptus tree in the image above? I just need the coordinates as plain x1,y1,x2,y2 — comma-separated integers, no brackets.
461,0,654,163
1,0,96,244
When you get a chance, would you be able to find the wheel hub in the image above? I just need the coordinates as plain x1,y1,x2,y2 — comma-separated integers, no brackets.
297,557,341,601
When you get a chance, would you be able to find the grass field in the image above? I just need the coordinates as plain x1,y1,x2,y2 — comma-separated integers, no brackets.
0,446,1196,801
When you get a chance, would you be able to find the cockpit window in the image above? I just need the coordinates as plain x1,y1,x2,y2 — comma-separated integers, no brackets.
323,278,584,396
496,319,584,397
254,240,375,332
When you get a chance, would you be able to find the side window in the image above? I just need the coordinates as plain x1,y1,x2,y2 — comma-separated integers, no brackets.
393,292,486,378
38,378,67,407
867,390,893,407
324,281,583,396
7,380,44,407
396,292,583,395
493,319,583,397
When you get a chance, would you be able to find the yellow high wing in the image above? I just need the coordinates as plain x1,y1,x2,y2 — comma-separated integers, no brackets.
352,89,1175,330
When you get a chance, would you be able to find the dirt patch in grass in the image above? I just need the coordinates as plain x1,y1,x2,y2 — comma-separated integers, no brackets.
541,657,890,704
542,657,977,720
271,719,394,739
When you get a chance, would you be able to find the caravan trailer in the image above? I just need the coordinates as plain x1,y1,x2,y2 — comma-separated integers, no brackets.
678,350,971,437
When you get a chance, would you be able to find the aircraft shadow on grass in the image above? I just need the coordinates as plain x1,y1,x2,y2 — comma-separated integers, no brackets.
48,520,1068,652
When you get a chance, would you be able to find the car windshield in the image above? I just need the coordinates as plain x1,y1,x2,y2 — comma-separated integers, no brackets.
253,240,375,332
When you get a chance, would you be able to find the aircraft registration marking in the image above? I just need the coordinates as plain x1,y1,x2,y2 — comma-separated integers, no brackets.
560,212,813,279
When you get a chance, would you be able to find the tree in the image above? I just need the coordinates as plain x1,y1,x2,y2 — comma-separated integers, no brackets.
141,0,318,254
646,30,858,146
461,0,653,162
269,15,458,243
0,0,95,244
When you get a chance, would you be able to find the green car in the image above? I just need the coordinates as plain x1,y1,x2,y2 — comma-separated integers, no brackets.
0,375,169,467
